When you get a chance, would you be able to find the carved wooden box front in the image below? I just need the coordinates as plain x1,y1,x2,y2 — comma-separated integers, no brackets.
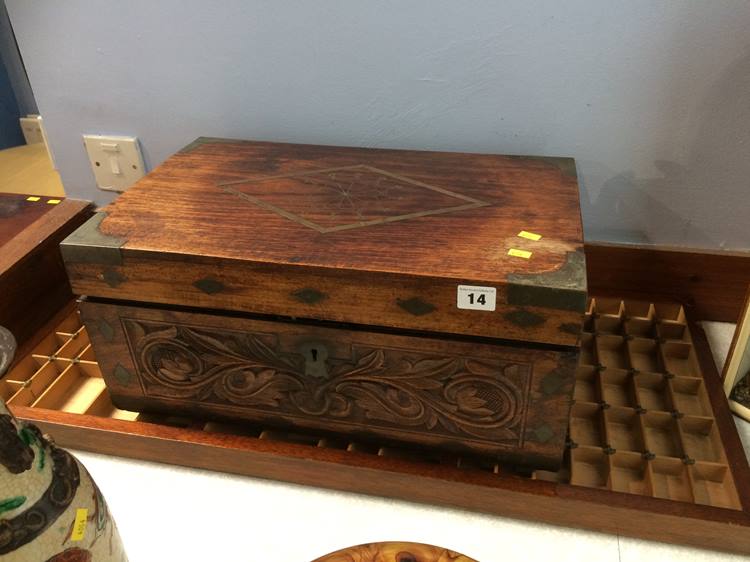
81,301,577,468
123,318,530,446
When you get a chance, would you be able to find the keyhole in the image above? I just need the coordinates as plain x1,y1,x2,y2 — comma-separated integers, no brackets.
300,342,328,378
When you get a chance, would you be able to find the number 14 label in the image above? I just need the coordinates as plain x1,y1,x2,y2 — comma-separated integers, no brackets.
457,285,497,311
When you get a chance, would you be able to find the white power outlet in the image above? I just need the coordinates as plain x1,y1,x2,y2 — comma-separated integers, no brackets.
83,134,145,192
20,115,44,144
22,115,56,168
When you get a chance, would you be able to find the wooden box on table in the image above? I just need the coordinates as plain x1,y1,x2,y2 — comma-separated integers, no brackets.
59,138,586,470
0,193,92,355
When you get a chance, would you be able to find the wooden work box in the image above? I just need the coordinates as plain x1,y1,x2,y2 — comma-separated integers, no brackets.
0,193,92,354
60,138,586,470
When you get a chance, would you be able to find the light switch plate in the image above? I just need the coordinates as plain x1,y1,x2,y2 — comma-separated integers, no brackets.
83,134,145,192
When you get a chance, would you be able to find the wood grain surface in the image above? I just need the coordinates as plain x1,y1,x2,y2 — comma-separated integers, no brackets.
62,138,586,346
0,196,92,350
585,242,750,323
310,542,478,562
0,193,55,243
79,299,576,469
690,316,750,511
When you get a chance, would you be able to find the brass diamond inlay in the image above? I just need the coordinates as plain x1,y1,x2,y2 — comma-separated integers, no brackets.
217,165,489,233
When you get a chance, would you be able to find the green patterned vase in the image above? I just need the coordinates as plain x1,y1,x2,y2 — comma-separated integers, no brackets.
0,326,127,561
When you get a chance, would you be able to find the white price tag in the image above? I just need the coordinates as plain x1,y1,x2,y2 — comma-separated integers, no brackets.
457,285,496,311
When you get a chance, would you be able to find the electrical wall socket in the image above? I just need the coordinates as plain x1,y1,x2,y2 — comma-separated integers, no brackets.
20,115,44,144
83,134,145,192
21,115,56,168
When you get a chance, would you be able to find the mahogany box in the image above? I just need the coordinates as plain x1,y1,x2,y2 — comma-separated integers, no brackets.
60,138,586,470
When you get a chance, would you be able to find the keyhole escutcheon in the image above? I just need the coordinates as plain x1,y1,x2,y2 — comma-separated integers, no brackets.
298,341,329,378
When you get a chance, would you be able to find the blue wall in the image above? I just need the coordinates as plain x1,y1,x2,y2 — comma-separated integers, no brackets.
0,0,36,117
0,53,22,149
6,1,750,250
0,0,23,150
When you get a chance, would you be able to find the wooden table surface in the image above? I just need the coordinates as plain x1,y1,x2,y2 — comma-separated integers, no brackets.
0,192,57,244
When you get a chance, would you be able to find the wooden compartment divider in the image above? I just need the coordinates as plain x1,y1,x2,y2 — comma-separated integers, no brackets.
5,297,750,554
566,298,744,512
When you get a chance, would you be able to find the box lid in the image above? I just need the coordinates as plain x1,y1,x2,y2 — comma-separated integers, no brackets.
62,138,586,347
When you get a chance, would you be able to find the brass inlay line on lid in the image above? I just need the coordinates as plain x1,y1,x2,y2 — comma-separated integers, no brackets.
216,164,490,233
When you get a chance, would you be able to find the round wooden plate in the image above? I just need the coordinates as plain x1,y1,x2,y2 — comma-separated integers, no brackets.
310,541,478,562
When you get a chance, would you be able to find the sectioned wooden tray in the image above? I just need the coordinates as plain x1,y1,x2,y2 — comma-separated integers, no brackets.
5,292,750,555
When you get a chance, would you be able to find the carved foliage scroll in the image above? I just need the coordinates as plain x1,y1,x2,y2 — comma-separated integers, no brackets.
122,319,531,444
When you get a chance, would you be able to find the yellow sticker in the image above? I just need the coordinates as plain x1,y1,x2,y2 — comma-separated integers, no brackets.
47,199,61,205
508,248,532,259
71,508,88,541
517,230,542,241
26,196,41,202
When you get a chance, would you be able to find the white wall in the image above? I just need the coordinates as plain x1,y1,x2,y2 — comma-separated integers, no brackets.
6,1,750,249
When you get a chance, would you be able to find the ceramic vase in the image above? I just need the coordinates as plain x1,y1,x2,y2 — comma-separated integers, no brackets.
0,326,127,561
